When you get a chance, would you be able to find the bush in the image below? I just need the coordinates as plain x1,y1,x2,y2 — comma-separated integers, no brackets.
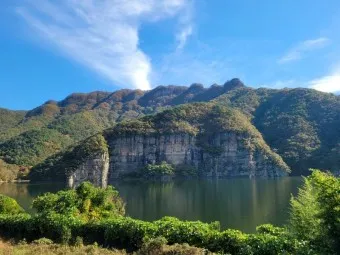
142,162,174,178
0,194,25,215
32,182,125,222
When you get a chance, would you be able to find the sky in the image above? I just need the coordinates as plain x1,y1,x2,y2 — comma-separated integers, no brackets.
1,0,340,110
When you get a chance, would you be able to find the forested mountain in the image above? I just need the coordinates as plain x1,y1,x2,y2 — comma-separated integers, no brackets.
0,78,339,180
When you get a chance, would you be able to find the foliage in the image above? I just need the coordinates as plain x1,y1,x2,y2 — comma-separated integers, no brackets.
289,170,340,254
32,182,125,222
142,162,175,177
289,177,321,241
0,108,25,133
29,134,108,181
252,89,340,175
0,194,25,215
0,159,27,181
0,128,73,166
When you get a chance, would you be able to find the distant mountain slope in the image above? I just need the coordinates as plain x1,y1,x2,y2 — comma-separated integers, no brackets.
1,78,340,180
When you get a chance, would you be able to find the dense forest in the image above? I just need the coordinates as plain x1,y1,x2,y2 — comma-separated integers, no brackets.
1,79,340,180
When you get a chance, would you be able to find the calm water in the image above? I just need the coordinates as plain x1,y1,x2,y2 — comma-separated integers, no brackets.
0,177,302,233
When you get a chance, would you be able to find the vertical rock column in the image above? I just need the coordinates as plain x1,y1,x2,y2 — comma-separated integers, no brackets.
67,151,110,188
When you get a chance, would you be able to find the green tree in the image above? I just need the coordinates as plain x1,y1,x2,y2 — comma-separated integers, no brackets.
142,162,174,178
33,182,125,222
289,170,340,253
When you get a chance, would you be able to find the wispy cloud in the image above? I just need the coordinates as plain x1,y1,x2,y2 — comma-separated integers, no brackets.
176,25,193,50
175,1,193,51
16,0,192,90
278,37,330,64
308,69,340,93
260,68,340,94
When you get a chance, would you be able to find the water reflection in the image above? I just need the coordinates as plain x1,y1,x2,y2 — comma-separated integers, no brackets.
0,182,65,213
0,178,302,233
112,177,302,232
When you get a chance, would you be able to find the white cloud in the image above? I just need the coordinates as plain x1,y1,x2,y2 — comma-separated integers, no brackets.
17,0,192,90
175,1,193,50
176,25,193,50
308,71,340,93
278,37,330,64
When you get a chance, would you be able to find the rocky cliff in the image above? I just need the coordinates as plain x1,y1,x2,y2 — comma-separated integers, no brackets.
67,151,109,188
30,103,289,187
107,133,286,179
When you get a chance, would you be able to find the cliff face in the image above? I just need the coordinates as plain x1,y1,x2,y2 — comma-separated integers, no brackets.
67,151,109,188
108,133,287,179
66,132,287,187
32,103,290,187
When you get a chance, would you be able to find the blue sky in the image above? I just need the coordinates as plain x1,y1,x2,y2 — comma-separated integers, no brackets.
1,0,340,110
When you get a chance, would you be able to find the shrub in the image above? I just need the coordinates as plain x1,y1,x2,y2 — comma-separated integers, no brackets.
142,162,174,178
32,182,125,222
0,194,25,215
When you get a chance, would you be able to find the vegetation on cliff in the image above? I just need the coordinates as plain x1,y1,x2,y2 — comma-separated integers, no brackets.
0,170,338,254
29,134,108,181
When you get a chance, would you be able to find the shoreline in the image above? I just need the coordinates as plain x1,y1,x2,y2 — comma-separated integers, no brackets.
0,179,30,183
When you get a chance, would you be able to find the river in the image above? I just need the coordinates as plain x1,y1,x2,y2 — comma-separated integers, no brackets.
0,177,302,233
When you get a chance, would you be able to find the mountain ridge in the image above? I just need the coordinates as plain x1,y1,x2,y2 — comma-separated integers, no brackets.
0,78,339,180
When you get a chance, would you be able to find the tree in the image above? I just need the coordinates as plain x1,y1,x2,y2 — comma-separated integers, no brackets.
289,170,340,253
33,182,125,222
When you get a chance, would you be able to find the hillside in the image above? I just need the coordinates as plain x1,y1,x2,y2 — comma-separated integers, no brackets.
1,78,340,180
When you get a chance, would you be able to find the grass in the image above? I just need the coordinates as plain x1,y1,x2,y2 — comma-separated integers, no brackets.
0,240,125,255
0,239,213,255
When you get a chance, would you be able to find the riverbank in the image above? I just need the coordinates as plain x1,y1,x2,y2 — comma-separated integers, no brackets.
0,179,30,183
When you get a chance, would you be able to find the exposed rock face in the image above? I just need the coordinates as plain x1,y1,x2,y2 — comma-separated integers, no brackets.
67,151,109,188
107,133,287,180
67,132,287,187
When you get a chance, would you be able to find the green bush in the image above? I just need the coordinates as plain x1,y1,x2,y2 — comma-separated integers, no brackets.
33,182,125,222
142,162,175,178
0,194,25,215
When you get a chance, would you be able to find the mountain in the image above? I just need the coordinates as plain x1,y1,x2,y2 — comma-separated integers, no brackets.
30,103,289,184
0,78,339,181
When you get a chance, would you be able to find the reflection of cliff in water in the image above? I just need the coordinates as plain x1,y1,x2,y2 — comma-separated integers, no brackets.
0,183,65,213
111,177,302,233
